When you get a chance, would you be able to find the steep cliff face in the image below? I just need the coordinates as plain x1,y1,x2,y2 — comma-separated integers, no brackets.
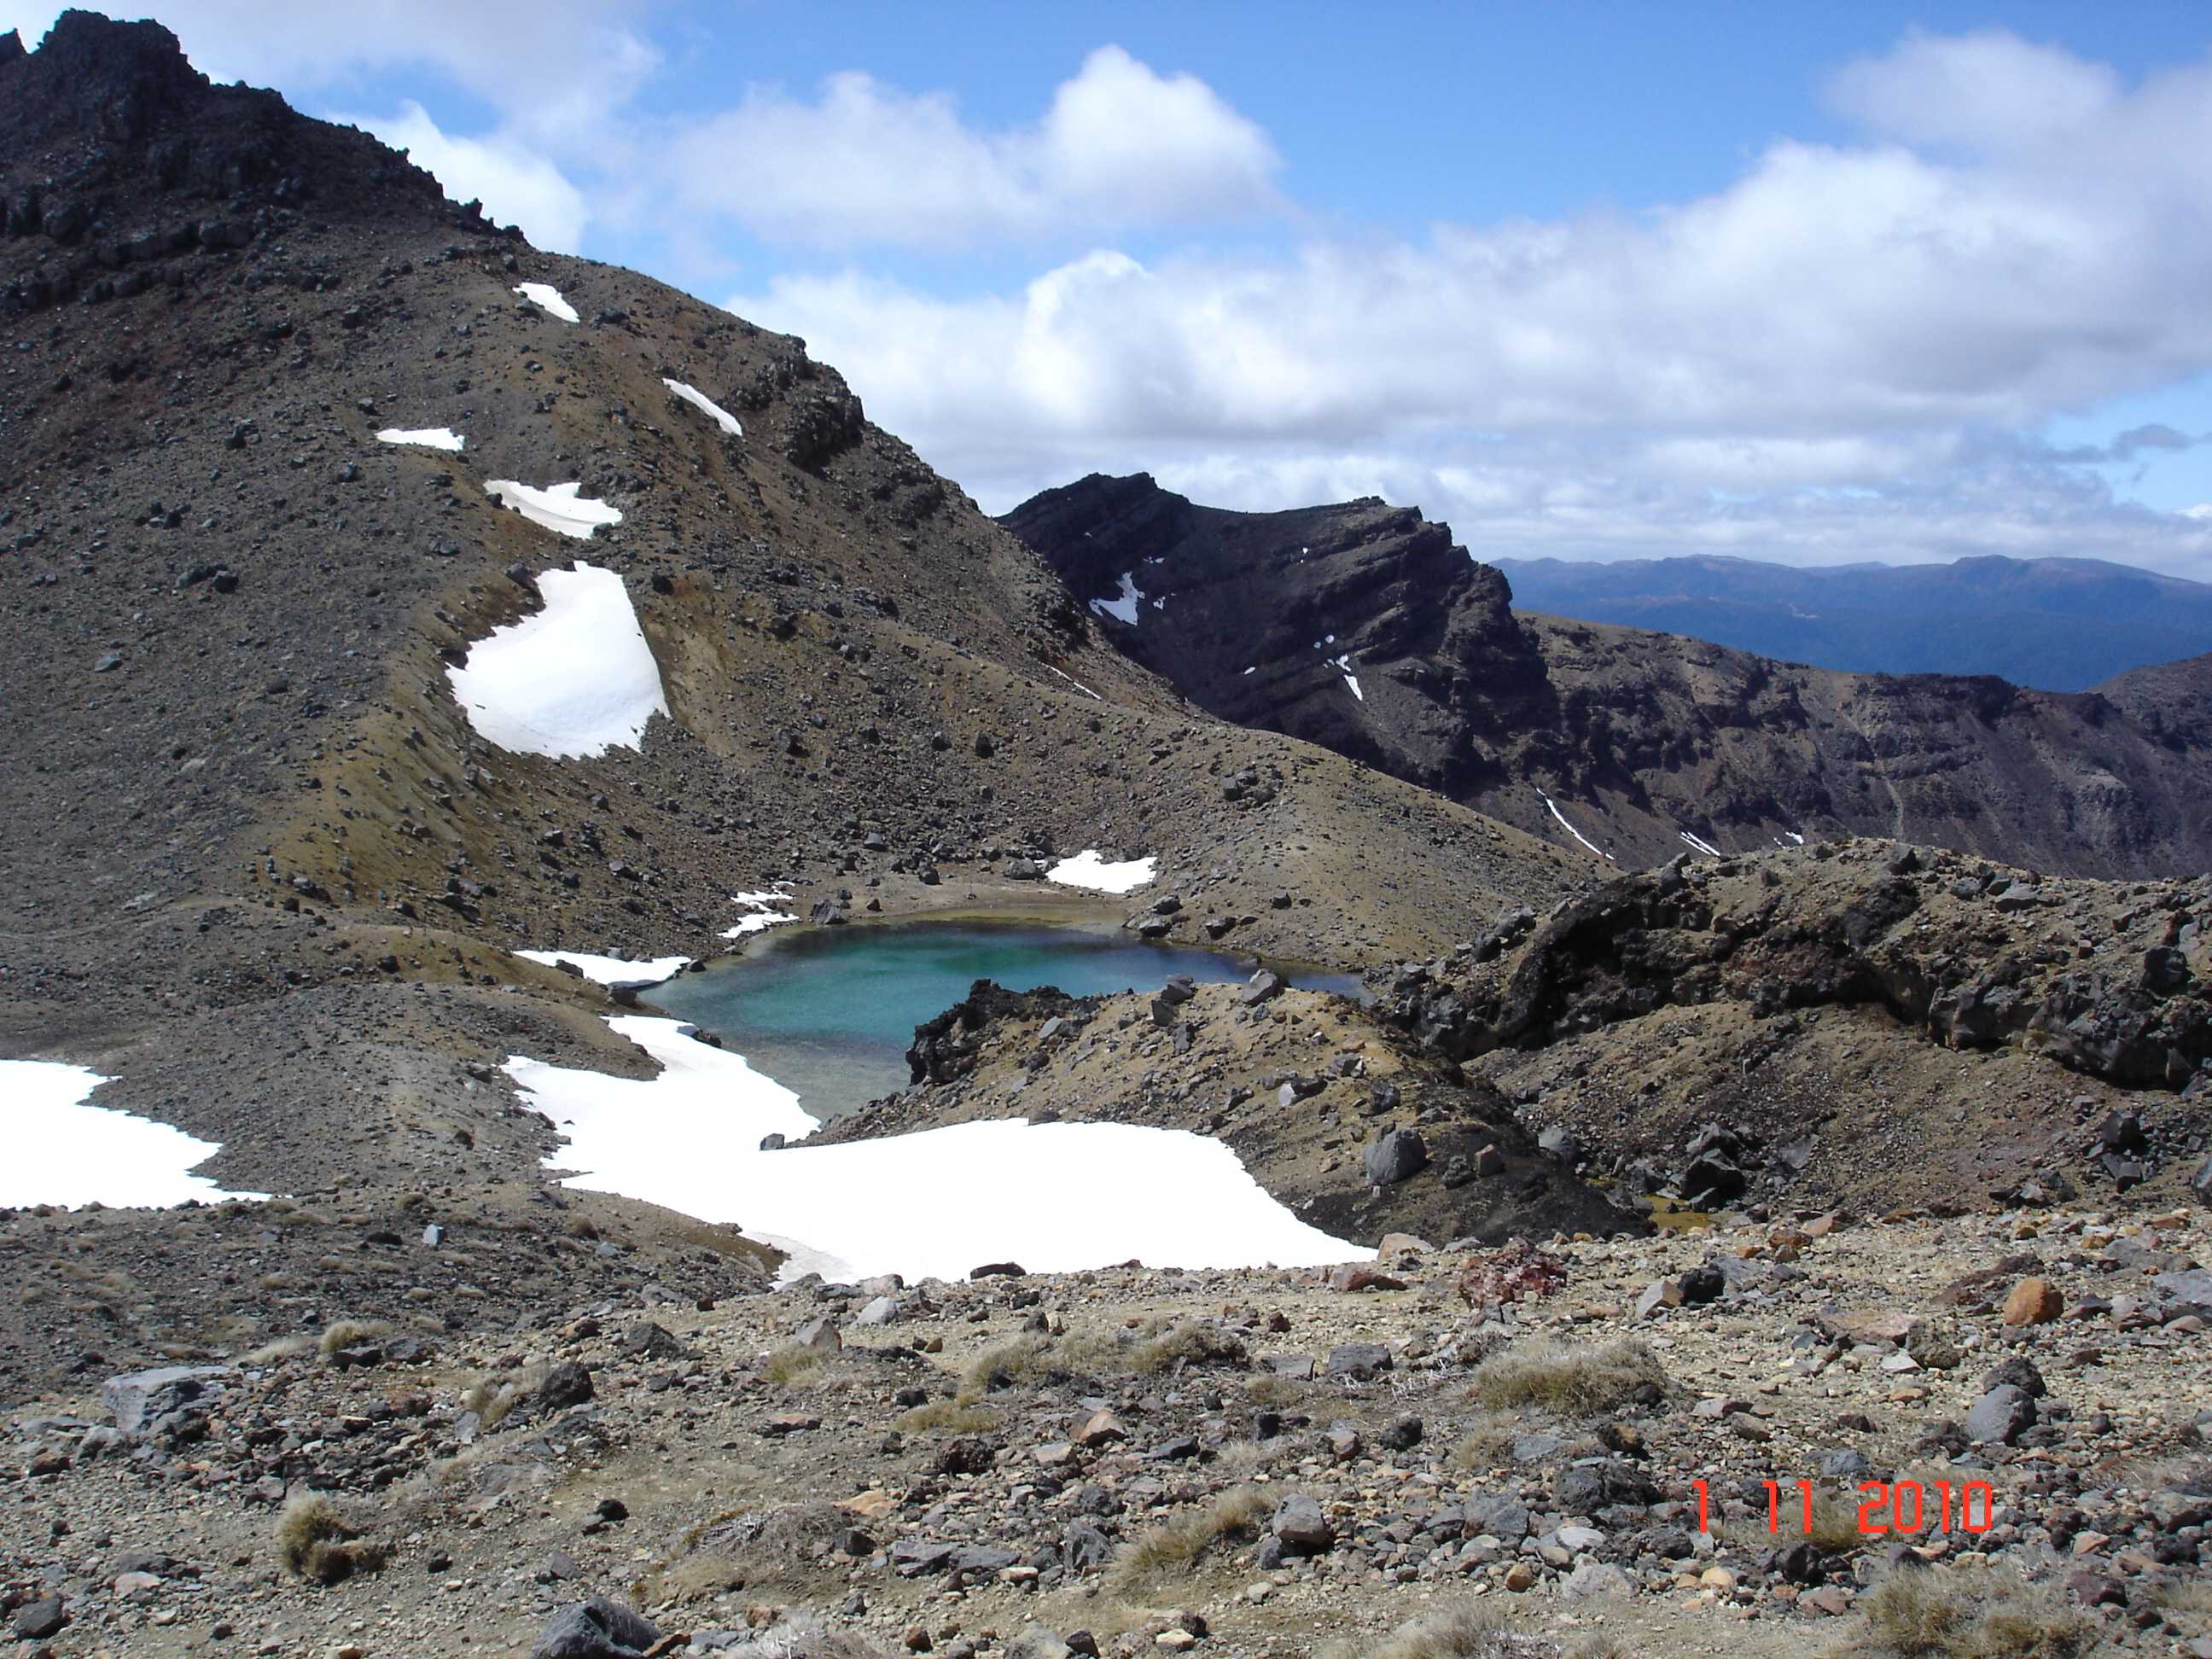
1005,474,2212,877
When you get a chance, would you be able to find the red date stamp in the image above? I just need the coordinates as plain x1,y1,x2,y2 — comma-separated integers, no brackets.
1692,1478,1995,1534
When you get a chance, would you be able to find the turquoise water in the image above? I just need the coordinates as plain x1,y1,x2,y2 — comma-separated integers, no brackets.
645,918,1364,1122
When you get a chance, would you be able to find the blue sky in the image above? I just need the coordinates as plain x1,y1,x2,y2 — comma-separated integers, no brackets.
16,3,2212,575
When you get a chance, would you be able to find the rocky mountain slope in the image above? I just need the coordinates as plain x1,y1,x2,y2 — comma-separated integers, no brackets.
6,17,2212,1658
1004,474,2212,877
1493,553,2212,692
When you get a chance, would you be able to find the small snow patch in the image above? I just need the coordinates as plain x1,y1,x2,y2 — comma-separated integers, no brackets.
1046,665,1103,701
723,890,797,940
1091,573,1142,626
1332,655,1363,701
514,950,690,991
514,282,578,322
661,378,743,437
375,427,464,451
1540,792,1615,861
1,1059,268,1209
485,480,622,539
1046,850,1156,894
445,562,668,758
1678,830,1722,859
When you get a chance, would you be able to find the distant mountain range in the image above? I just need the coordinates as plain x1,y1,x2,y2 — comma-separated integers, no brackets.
1007,474,2212,876
1493,553,2212,690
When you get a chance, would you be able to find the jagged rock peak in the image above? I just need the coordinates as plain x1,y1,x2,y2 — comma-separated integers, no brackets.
1,9,490,236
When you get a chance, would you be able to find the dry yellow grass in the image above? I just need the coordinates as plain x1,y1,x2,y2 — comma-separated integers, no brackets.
1466,1338,1668,1414
1842,1564,2095,1658
1106,1487,1271,1592
274,1494,384,1585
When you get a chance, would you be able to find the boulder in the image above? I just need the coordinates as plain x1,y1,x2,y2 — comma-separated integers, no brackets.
1364,1127,1428,1186
100,1366,236,1441
2001,1278,2063,1326
1270,1493,1335,1555
532,1598,663,1659
1963,1385,2035,1446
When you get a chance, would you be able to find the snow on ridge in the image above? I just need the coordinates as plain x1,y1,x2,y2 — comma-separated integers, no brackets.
661,379,743,437
376,427,464,451
723,890,797,940
485,480,623,539
1540,792,1615,861
514,950,690,991
1046,849,1157,894
505,1015,1366,1284
1678,830,1722,859
1,1059,269,1210
445,562,668,759
1091,573,1142,626
514,282,579,323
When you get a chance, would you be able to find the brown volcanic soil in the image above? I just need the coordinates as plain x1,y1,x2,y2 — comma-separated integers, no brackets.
1004,473,2212,878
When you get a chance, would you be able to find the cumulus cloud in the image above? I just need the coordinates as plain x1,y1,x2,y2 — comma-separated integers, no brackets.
728,30,2212,577
344,102,591,252
668,46,1282,247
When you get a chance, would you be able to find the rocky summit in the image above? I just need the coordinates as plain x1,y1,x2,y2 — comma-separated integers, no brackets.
1004,473,2212,878
3,15,2212,1659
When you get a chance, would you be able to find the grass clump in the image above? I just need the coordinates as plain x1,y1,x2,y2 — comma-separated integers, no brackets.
243,1333,316,1365
761,1344,827,1387
275,1494,386,1585
1107,1487,1271,1592
1844,1565,2095,1658
894,1399,998,1435
1467,1338,1667,1414
1320,1604,1566,1659
1129,1321,1247,1374
317,1318,389,1355
1446,1409,1525,1473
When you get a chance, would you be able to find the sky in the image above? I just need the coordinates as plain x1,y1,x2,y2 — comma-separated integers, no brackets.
14,3,2212,578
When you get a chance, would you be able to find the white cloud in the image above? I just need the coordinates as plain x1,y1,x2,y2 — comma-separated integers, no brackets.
345,102,590,252
668,46,1281,248
727,32,2212,578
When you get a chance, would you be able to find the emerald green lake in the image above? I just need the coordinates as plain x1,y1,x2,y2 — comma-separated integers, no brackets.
645,919,1364,1123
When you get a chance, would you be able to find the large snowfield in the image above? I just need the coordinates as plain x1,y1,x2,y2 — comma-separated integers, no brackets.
445,562,669,758
1,1060,265,1209
505,1016,1365,1284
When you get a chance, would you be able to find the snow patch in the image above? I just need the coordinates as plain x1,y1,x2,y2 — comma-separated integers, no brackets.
485,480,623,539
375,427,464,451
723,890,797,940
1678,830,1723,859
1046,665,1103,701
661,378,743,437
1045,850,1156,894
1242,666,1256,676
1540,792,1615,861
513,282,578,322
1332,655,1363,701
505,1016,1365,1283
1,1059,268,1210
445,562,668,759
1091,573,1142,626
514,950,690,991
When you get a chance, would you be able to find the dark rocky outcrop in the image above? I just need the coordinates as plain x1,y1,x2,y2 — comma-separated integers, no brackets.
1005,474,2212,878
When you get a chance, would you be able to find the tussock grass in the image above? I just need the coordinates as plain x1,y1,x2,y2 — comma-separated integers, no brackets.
244,1333,317,1365
761,1344,827,1387
1446,1409,1525,1473
275,1494,385,1585
894,1400,998,1435
1466,1338,1667,1415
461,1361,547,1430
1245,1373,1305,1408
1106,1486,1271,1592
1842,1565,2095,1658
317,1318,389,1354
1724,1487,1868,1556
1129,1321,1247,1374
1319,1604,1563,1659
962,1333,1054,1396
